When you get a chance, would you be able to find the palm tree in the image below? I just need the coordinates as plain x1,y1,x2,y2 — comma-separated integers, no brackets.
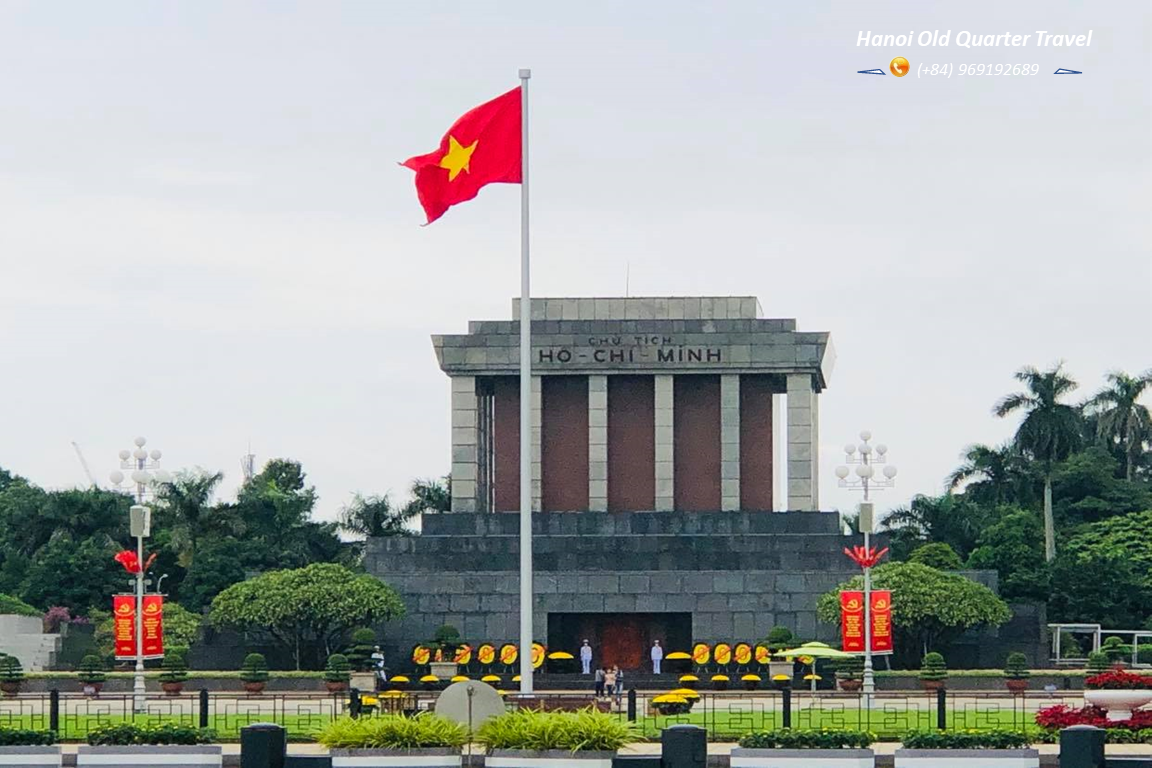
402,477,451,518
946,443,1030,506
156,470,225,568
338,494,418,539
1085,370,1152,482
880,493,987,560
994,364,1083,562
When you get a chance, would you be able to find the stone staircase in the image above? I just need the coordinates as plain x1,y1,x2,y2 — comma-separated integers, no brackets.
0,614,60,671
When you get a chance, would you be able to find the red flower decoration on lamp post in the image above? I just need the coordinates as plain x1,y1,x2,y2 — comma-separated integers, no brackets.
843,545,889,569
114,550,141,574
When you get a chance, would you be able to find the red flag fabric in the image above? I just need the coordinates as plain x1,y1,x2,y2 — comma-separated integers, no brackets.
402,87,521,224
871,590,893,653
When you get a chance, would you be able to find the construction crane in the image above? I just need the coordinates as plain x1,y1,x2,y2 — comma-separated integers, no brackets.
71,441,98,488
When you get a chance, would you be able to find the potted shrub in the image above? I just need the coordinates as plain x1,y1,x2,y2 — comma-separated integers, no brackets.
478,709,635,767
76,655,106,697
318,713,467,767
1087,651,1111,675
0,727,59,767
78,723,220,767
919,652,947,692
763,627,796,682
0,656,23,697
1004,652,1030,694
1101,636,1131,666
835,657,864,692
240,653,269,694
428,625,463,679
326,653,352,693
159,652,189,696
894,729,1037,767
345,627,379,691
1083,668,1152,721
732,728,875,768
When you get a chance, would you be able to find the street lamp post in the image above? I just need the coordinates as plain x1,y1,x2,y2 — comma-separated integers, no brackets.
835,430,897,704
109,437,169,714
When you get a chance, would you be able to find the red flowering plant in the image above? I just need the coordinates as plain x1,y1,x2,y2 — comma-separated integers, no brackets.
1085,669,1152,690
1037,704,1152,731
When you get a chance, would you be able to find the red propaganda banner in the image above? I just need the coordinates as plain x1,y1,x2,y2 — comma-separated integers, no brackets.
113,595,135,659
141,594,164,658
840,591,865,653
871,590,893,654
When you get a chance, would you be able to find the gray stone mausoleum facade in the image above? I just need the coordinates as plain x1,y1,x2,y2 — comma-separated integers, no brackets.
366,297,1040,670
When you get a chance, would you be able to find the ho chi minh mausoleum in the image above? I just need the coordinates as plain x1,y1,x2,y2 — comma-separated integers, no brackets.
366,296,1041,671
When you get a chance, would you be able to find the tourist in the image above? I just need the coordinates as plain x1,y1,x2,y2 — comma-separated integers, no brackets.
594,666,605,698
580,639,593,675
613,665,624,702
651,640,664,675
604,666,617,701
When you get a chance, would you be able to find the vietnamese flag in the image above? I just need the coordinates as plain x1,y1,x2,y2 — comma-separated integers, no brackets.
402,87,521,224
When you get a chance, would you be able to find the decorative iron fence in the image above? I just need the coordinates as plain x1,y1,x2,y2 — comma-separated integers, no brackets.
0,688,1083,741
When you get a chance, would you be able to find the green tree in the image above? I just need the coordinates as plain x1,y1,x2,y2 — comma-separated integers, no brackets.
1046,509,1152,627
994,363,1084,561
209,563,405,669
816,562,1011,666
1086,370,1152,482
20,537,125,614
1052,448,1151,525
404,477,451,516
947,443,1034,507
965,509,1049,602
880,494,989,560
338,494,418,539
91,601,202,663
909,543,963,570
155,470,226,568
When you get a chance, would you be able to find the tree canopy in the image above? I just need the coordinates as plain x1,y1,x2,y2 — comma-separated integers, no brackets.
817,562,1011,666
209,563,405,669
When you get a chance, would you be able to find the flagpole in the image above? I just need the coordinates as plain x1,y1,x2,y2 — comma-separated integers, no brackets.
517,67,533,696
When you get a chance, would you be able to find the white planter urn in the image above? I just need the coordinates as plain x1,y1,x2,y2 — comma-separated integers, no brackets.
1084,689,1152,721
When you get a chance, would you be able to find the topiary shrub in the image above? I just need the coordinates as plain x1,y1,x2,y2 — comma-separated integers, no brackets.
430,625,462,662
1102,636,1132,665
920,652,947,691
159,652,189,694
763,626,795,652
325,653,352,691
345,627,377,672
240,653,269,693
77,654,106,684
0,655,24,696
1087,651,1111,675
1004,652,1030,692
835,656,864,691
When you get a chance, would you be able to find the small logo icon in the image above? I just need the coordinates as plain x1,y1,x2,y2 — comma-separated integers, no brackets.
890,57,910,77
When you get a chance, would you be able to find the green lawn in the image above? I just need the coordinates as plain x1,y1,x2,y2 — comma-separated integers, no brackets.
634,706,1037,739
0,714,331,742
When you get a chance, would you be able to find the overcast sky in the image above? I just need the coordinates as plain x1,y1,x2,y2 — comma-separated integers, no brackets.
1,0,1147,523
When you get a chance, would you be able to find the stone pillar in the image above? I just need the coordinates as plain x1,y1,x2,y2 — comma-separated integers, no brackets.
786,373,819,511
654,375,675,511
588,375,608,511
450,376,478,513
531,375,542,512
720,374,740,511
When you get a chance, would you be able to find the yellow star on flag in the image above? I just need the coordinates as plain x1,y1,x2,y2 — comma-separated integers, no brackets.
439,135,478,181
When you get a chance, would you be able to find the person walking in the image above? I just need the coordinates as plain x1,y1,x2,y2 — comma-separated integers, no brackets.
650,640,664,675
594,666,605,698
603,667,617,704
580,639,593,675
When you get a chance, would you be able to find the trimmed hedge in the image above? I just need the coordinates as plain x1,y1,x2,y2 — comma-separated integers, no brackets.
739,729,875,749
